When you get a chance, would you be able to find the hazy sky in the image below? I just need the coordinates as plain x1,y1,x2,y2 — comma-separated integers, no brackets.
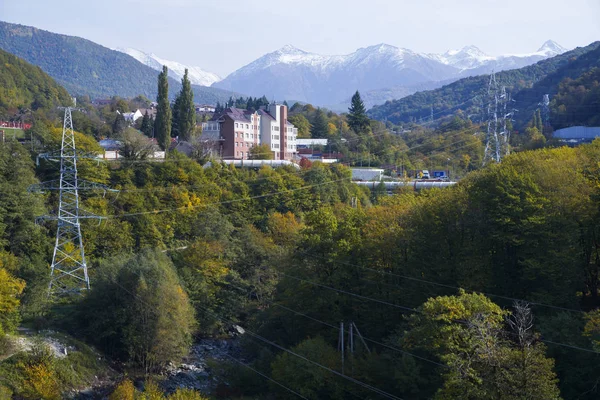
2,0,599,77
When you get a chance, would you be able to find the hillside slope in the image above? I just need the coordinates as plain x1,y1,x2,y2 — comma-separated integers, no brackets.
368,41,600,125
0,21,238,104
0,47,71,117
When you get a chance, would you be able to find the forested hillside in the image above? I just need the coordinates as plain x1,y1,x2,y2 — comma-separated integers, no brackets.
0,21,239,103
368,41,600,126
0,48,71,117
0,121,599,397
550,67,600,129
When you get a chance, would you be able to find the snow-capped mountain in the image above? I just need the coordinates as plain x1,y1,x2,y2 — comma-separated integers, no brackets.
213,41,567,106
213,44,457,105
116,48,221,87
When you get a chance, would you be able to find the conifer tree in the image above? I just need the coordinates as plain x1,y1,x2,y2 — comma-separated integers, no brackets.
171,95,181,138
154,66,172,151
140,110,153,137
174,70,196,142
312,108,329,138
536,108,543,131
532,110,539,129
347,90,370,133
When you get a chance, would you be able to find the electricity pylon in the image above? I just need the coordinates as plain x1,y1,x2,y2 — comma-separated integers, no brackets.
32,107,114,295
483,72,512,165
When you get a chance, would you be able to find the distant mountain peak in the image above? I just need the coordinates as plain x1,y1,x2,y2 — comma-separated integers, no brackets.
115,47,221,87
277,44,306,54
537,40,567,55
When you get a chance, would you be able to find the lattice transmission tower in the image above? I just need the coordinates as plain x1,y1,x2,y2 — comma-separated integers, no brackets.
483,72,513,165
31,107,114,295
541,94,550,128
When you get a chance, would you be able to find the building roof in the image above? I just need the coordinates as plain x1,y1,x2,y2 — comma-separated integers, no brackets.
213,107,259,123
257,109,275,120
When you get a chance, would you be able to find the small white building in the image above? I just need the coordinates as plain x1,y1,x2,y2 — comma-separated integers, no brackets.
119,109,143,123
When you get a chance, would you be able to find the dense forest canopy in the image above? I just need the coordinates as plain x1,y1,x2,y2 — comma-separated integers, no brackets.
0,48,71,118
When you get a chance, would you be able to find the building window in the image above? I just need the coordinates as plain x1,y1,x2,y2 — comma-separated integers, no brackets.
235,123,238,128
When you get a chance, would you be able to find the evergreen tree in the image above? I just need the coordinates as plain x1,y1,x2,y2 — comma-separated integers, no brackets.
154,66,172,151
247,97,255,111
536,108,543,131
347,91,370,133
177,69,196,141
171,95,181,138
112,112,127,135
312,108,329,138
215,102,223,114
140,110,153,137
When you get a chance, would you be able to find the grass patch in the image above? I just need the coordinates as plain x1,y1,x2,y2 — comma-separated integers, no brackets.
0,128,25,139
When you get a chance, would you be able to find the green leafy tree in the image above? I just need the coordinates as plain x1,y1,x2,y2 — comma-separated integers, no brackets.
155,66,172,151
249,144,274,160
288,114,311,138
117,127,157,160
271,337,344,400
347,90,370,133
405,291,561,400
76,250,196,373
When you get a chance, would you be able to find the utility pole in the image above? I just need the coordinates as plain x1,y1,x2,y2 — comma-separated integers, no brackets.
31,107,115,295
339,322,345,375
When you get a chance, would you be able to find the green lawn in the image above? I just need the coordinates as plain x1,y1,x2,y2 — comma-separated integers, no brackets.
0,128,25,139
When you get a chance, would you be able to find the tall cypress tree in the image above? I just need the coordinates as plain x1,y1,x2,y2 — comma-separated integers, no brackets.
347,90,370,133
171,95,181,138
154,66,172,151
176,69,196,142
535,109,543,131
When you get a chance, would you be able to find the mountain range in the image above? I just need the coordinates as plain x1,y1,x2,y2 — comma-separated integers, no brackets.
213,41,567,108
0,19,570,111
115,47,221,87
0,21,238,104
366,41,600,127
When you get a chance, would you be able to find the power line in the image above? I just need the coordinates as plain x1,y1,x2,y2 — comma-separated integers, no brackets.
273,304,447,368
279,272,416,313
280,259,600,355
223,353,309,400
195,305,403,400
296,249,588,315
104,264,403,399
